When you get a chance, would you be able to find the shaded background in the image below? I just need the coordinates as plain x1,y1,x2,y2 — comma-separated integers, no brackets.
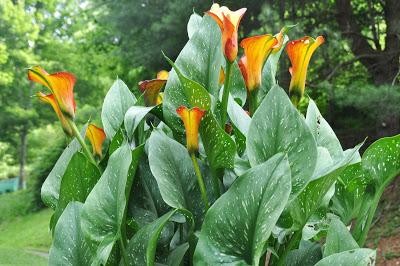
0,0,399,264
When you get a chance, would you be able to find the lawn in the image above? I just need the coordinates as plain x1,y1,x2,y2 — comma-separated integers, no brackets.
0,208,52,265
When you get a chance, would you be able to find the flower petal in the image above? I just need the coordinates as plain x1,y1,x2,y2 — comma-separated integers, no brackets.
239,34,277,91
156,70,169,80
176,106,206,153
138,79,167,106
286,36,324,104
36,92,73,136
86,124,106,158
28,66,76,118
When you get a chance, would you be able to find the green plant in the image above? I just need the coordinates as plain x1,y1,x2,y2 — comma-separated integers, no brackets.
28,3,399,266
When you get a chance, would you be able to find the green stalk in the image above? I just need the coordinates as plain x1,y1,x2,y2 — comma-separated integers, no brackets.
220,60,233,125
68,120,98,168
357,186,385,246
190,153,210,210
119,238,129,266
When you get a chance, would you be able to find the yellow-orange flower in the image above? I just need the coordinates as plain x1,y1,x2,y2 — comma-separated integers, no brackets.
286,36,325,104
139,70,169,106
238,34,277,92
176,106,206,154
36,92,73,136
85,124,106,158
219,67,225,85
28,66,76,118
207,3,246,62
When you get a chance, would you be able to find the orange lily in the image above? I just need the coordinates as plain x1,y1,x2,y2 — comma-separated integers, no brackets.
85,124,106,158
36,92,73,136
238,34,278,92
176,106,206,154
207,3,246,62
28,66,76,118
286,36,325,105
139,70,169,106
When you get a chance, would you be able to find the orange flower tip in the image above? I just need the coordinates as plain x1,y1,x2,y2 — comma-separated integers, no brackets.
176,106,206,153
156,70,169,80
86,124,106,158
219,67,225,85
138,79,167,106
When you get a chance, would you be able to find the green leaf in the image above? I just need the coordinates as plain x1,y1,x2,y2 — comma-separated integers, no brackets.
49,202,91,265
102,79,136,139
81,142,143,264
194,153,291,265
247,85,317,198
324,218,359,257
289,143,362,229
227,94,251,137
163,15,222,131
187,13,202,39
41,124,87,209
167,243,189,266
315,249,376,266
126,209,192,266
286,241,322,266
229,60,247,106
306,99,343,161
148,130,209,226
124,106,154,140
199,112,236,169
51,152,100,231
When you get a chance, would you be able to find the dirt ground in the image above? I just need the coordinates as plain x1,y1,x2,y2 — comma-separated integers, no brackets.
367,176,400,266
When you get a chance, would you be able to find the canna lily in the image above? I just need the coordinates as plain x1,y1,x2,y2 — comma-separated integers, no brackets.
176,106,206,154
286,36,325,105
139,70,169,106
85,124,106,158
36,92,73,136
207,3,246,62
238,34,278,92
28,66,76,118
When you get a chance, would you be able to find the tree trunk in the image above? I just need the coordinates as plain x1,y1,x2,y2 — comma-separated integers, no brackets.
18,124,28,189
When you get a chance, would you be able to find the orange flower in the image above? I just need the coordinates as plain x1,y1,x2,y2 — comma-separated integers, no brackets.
207,3,246,62
85,124,106,158
139,70,169,106
219,67,225,85
28,66,76,118
286,36,325,104
238,34,277,92
36,92,73,136
176,106,206,153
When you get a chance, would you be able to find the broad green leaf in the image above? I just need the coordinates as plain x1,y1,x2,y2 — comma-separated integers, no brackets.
167,243,189,266
102,79,136,139
229,60,247,106
148,130,211,226
163,15,222,131
194,153,291,265
199,112,236,169
289,144,362,229
324,218,359,257
81,142,143,264
315,248,376,266
49,202,91,265
286,241,322,266
247,85,317,198
187,13,202,39
227,94,251,137
124,106,154,140
108,127,124,155
362,134,400,187
41,124,87,209
306,99,343,161
126,209,192,266
51,152,100,230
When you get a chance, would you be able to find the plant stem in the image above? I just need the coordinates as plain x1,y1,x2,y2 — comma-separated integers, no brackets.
248,89,258,116
68,120,98,168
357,186,385,246
277,230,301,266
190,153,210,210
119,237,129,266
220,60,233,125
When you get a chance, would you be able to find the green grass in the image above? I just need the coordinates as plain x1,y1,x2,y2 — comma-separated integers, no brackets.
0,208,52,265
